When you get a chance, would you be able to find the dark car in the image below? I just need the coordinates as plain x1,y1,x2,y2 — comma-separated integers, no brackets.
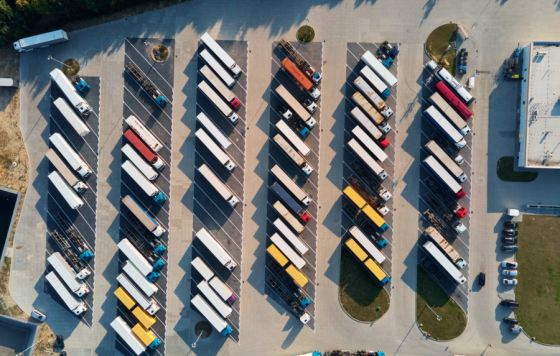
503,229,519,236
478,272,486,287
503,317,519,325
501,237,518,244
504,221,518,229
501,299,519,308
502,245,519,252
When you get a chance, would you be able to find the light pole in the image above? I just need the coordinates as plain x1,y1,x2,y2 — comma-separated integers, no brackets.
425,304,442,321
47,56,73,70
17,338,43,356
191,331,203,349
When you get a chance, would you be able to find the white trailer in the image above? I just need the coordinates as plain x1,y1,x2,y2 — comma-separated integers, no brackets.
200,65,240,108
122,261,158,298
435,68,474,104
46,149,87,193
198,81,240,124
275,120,311,157
191,294,233,336
122,160,167,204
361,50,398,87
47,253,89,297
196,112,232,150
352,126,388,162
352,91,391,133
45,271,87,315
48,171,84,209
273,218,308,254
270,233,306,270
200,33,242,76
347,139,388,180
53,98,90,137
273,202,305,234
271,164,312,206
199,49,236,87
117,273,160,315
423,156,466,199
360,65,392,100
423,241,466,285
195,129,236,171
50,69,92,115
348,226,386,264
111,317,146,356
273,134,313,175
353,76,393,118
122,195,166,237
14,30,68,52
424,140,467,182
423,106,467,149
198,164,239,208
191,257,215,281
49,133,92,177
429,92,471,135
122,144,158,180
125,115,164,153
424,226,467,269
350,107,383,141
209,278,236,304
118,239,155,278
196,228,237,271
275,84,316,128
197,280,232,318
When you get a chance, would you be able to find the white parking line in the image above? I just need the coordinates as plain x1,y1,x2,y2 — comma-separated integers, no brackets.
196,100,247,143
47,211,96,257
343,144,394,184
194,163,244,206
418,196,470,248
418,142,471,184
48,192,96,235
123,88,173,141
191,199,243,254
195,150,244,189
264,278,314,331
118,192,169,231
119,211,168,248
264,263,315,304
195,103,246,158
191,179,243,233
268,89,320,141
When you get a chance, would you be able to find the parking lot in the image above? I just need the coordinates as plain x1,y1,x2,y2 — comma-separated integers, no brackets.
189,38,248,344
44,76,100,328
340,42,399,295
115,37,175,356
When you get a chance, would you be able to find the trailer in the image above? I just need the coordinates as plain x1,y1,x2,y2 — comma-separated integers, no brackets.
14,29,68,52
195,129,236,171
266,260,310,307
278,39,321,84
348,226,386,264
200,32,242,76
423,176,467,218
275,120,311,157
118,239,161,281
424,140,467,182
197,280,232,318
124,129,165,171
48,171,84,210
281,58,321,100
424,106,467,149
122,261,158,298
275,84,316,128
114,286,137,311
53,98,90,137
423,191,466,233
122,160,167,204
191,257,215,281
122,144,158,180
111,317,146,356
270,234,305,270
200,65,241,109
49,133,92,177
271,182,310,223
122,195,166,237
433,81,473,120
53,213,93,260
125,62,167,107
199,49,236,87
434,68,474,104
349,107,390,148
273,217,308,254
121,226,166,266
360,66,391,100
271,164,312,206
265,275,311,324
273,202,305,234
50,69,92,115
352,126,388,162
196,112,232,150
47,252,90,297
198,164,239,207
353,76,393,118
198,81,240,123
191,294,233,336
45,271,87,315
48,229,91,278
117,273,160,315
423,156,466,199
429,92,471,135
352,91,391,133
343,186,390,231
344,238,391,285
132,324,161,350
347,139,388,180
196,228,237,271
361,51,397,87
125,115,164,153
423,241,466,285
424,226,467,268
46,149,87,193
343,201,388,248
209,277,237,305
273,134,313,175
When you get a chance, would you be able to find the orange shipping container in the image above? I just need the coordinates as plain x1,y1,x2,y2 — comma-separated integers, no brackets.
281,58,313,91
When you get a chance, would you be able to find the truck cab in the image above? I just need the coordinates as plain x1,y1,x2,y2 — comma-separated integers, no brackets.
308,87,321,100
311,72,322,84
378,121,392,133
73,77,91,94
302,98,317,114
279,105,292,119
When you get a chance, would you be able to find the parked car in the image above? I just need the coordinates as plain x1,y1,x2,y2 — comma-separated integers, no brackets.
503,278,518,285
504,221,518,229
501,299,519,308
444,145,465,165
502,270,518,276
510,326,523,334
503,317,519,325
501,237,518,244
502,245,519,252
30,310,47,321
503,229,519,236
502,261,518,268
478,272,486,287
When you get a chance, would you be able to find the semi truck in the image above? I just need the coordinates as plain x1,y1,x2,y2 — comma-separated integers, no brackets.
352,126,388,162
198,164,239,207
48,229,91,278
195,129,236,171
273,217,308,254
429,92,471,135
347,138,388,180
14,29,68,52
266,259,310,307
275,120,311,157
273,202,305,234
352,91,391,133
53,213,93,261
111,317,146,356
197,280,232,318
45,271,87,315
196,112,232,150
122,144,158,180
265,274,311,324
209,277,237,305
361,51,398,87
132,324,161,350
424,140,467,182
275,84,317,128
423,156,466,199
122,160,167,204
49,133,92,177
424,226,467,269
191,294,233,336
361,66,391,100
424,106,467,149
348,176,389,216
434,81,473,120
343,186,390,231
423,175,467,218
345,238,391,285
48,171,84,209
47,252,90,297
199,49,236,87
198,81,240,124
46,149,87,193
118,239,161,281
278,39,322,83
349,107,390,148
124,129,165,171
50,69,92,115
117,273,161,315
196,228,237,271
125,62,167,107
353,76,393,118
273,134,313,175
271,164,312,206
270,234,306,270
200,65,241,109
267,245,308,288
200,32,242,76
281,58,321,100
53,98,90,137
125,115,164,153
348,226,386,264
423,241,467,285
122,195,166,237
433,66,474,104
423,190,466,233
271,182,311,223
122,260,158,298
349,160,392,202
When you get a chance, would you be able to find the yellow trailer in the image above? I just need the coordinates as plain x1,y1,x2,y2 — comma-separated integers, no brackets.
114,286,136,310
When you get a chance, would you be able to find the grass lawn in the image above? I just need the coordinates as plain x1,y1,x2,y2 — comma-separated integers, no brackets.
425,24,457,76
417,266,466,340
339,248,390,322
516,215,560,344
497,156,538,182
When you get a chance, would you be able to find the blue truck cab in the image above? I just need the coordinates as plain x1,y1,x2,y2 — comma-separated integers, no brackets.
379,222,390,232
294,352,321,356
312,72,322,84
377,238,388,248
79,250,94,260
382,57,394,69
74,77,91,94
149,338,162,350
221,324,233,336
380,276,391,285
388,47,399,58
300,296,311,308
153,258,166,270
380,88,391,100
147,270,160,281
153,190,167,204
154,244,166,255
156,96,167,107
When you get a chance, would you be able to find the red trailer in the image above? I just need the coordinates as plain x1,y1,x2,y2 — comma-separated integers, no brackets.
434,81,473,121
124,129,165,170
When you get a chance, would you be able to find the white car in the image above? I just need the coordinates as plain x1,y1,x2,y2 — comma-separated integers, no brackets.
501,261,518,268
502,270,518,276
503,279,518,285
510,326,523,334
30,310,47,321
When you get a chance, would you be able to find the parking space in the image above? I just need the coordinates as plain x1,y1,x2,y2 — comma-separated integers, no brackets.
340,42,399,295
116,38,175,356
416,53,473,314
189,38,248,344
